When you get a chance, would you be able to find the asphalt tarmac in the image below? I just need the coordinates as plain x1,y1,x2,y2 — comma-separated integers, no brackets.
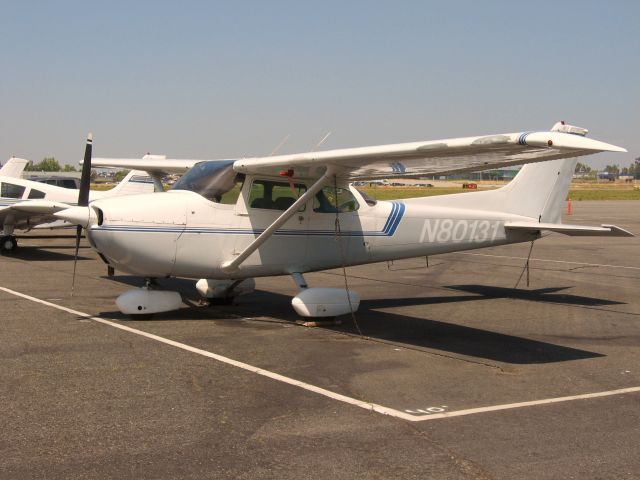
1,201,639,479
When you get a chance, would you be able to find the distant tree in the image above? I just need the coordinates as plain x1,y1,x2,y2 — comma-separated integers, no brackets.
604,164,620,175
63,164,78,172
25,157,62,172
113,169,130,182
575,162,592,174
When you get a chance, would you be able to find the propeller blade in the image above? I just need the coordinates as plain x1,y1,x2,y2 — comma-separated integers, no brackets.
72,133,93,296
78,133,93,207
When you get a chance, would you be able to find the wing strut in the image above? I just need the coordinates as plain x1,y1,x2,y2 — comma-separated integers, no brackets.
221,168,335,272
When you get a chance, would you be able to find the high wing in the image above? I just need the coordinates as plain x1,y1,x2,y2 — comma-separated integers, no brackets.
91,128,625,180
234,130,625,179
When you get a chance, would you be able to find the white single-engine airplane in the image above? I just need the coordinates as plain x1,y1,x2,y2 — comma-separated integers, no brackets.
57,122,633,318
0,150,154,252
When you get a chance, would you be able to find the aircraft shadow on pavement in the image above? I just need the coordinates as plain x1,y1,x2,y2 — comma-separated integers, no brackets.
5,246,92,262
103,276,605,364
340,304,604,364
241,288,608,364
445,285,625,307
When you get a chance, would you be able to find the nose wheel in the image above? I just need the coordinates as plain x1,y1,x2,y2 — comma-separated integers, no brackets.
0,235,17,253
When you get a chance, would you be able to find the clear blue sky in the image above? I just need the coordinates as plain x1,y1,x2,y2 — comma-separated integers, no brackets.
1,0,638,169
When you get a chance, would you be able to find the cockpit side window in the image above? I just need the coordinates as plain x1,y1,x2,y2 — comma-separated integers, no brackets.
1,182,26,199
313,186,359,213
249,180,307,211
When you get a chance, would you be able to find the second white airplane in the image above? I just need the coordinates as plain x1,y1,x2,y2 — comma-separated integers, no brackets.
0,149,154,252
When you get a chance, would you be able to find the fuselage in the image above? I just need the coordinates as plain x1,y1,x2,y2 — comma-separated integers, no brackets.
86,178,538,279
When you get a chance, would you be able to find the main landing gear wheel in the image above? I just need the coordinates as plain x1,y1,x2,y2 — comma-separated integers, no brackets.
0,235,17,253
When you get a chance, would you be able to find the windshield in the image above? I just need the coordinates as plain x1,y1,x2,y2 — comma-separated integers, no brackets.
172,161,244,203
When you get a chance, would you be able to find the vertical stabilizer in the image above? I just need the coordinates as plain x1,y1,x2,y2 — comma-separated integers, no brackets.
498,157,577,223
406,157,577,223
0,158,29,178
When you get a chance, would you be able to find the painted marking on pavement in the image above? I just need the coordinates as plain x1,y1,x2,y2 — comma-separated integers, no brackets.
2,285,639,423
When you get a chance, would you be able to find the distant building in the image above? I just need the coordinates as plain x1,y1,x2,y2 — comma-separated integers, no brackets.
434,167,521,181
23,172,81,189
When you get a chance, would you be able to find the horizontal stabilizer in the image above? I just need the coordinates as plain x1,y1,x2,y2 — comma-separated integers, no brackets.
505,222,634,237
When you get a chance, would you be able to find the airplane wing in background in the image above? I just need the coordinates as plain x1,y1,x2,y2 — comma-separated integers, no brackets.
90,128,626,180
0,200,72,230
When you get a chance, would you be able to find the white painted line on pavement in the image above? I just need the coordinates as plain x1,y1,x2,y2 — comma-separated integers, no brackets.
404,386,640,421
0,286,416,422
2,285,639,423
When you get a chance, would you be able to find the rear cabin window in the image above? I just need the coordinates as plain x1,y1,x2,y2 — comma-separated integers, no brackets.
313,187,359,213
249,180,307,211
28,189,46,199
1,182,26,199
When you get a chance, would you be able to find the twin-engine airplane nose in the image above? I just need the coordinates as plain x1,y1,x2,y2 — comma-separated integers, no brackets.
54,206,96,228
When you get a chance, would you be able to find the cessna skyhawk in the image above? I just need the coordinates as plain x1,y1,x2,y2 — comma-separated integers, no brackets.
57,122,632,318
